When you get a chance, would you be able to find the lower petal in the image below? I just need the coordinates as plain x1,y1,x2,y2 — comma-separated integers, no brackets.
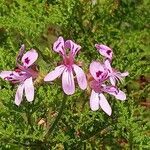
0,71,13,80
90,90,99,111
99,93,112,116
115,90,126,101
110,77,116,86
104,85,126,101
44,65,65,81
62,69,75,95
73,64,87,90
15,84,24,106
121,71,129,77
24,77,34,102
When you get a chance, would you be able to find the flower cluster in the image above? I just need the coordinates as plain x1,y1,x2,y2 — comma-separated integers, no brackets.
0,45,38,105
89,44,128,116
0,36,128,116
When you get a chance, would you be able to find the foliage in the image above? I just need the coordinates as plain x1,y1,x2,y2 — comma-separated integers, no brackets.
0,0,150,149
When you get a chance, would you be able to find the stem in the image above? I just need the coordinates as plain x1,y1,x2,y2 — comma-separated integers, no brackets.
44,94,67,140
26,103,34,132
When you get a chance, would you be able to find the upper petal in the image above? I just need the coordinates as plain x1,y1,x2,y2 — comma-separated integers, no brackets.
22,49,38,67
95,44,113,60
15,84,24,106
65,40,81,57
99,93,112,116
90,90,99,111
53,36,65,56
44,65,65,81
90,61,107,81
73,64,87,90
62,69,75,95
24,77,34,102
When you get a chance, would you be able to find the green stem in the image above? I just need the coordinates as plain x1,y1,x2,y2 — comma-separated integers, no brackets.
26,103,34,132
44,94,67,140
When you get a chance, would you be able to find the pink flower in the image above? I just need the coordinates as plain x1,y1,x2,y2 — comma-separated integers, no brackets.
44,36,87,95
95,44,113,61
0,45,38,106
104,59,129,86
89,61,126,116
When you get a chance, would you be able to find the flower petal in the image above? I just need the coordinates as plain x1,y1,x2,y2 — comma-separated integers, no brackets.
22,49,38,67
104,59,112,73
121,71,129,77
24,77,34,102
0,71,14,80
44,65,65,81
62,69,75,95
99,93,112,116
90,61,107,81
53,36,65,55
15,84,24,106
0,71,20,82
103,85,126,100
115,90,126,100
95,44,113,60
110,76,116,86
65,40,81,56
73,64,87,90
90,90,99,111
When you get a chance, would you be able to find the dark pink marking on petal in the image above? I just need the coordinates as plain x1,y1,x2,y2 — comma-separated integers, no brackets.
25,57,30,64
72,44,74,50
10,73,14,76
74,48,78,54
59,51,63,56
4,77,12,80
96,71,102,77
56,42,61,49
106,50,111,55
19,72,24,76
102,72,108,79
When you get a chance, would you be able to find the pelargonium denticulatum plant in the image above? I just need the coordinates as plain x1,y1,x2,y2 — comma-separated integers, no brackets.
0,37,129,149
89,44,129,116
0,44,38,106
0,38,128,116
